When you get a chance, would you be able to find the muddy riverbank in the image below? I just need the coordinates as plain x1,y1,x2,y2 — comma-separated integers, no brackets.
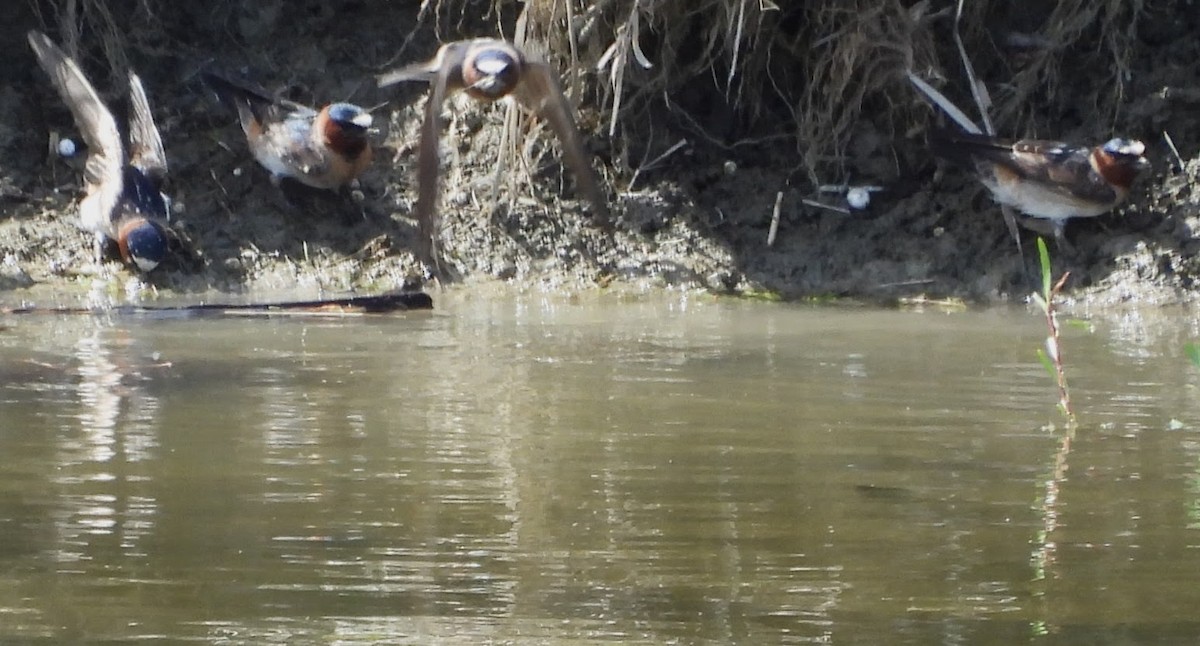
2,1,1199,306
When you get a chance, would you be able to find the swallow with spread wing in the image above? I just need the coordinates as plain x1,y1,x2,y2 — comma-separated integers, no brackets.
28,30,177,272
377,38,608,267
201,71,373,192
930,129,1150,244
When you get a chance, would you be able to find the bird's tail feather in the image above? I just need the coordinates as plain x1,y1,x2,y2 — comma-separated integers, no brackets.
199,71,275,124
928,128,1011,164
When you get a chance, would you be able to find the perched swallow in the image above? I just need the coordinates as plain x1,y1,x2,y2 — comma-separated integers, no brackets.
378,38,608,266
930,129,1150,243
201,71,373,191
28,30,175,272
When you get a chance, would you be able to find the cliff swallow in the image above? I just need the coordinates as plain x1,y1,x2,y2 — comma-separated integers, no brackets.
931,129,1150,244
28,30,175,272
201,72,373,191
378,39,608,266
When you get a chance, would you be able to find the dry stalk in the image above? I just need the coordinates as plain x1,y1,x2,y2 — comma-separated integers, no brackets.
31,0,1148,208
1040,272,1073,419
767,190,783,247
952,0,993,135
29,0,132,80
989,0,1143,127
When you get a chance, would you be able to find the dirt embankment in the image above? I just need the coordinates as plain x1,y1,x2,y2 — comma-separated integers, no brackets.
2,1,1199,306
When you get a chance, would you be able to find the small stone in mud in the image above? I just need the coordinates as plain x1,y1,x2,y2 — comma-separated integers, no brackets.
0,255,33,288
705,269,740,292
495,261,517,280
847,187,871,210
57,137,76,158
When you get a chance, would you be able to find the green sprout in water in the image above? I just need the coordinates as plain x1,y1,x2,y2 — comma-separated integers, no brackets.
1030,237,1074,424
1185,342,1200,369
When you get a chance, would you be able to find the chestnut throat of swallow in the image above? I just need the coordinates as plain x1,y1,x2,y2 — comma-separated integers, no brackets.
1091,150,1142,189
323,121,369,161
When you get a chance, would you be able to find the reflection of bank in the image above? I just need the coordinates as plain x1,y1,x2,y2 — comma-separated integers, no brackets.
53,323,166,561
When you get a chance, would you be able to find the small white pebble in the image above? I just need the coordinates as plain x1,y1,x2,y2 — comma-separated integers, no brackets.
723,160,737,175
846,186,870,210
233,167,243,177
58,137,77,158
124,275,148,299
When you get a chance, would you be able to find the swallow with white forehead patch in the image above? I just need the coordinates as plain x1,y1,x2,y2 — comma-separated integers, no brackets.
377,38,609,268
930,129,1150,246
201,71,373,193
28,30,178,272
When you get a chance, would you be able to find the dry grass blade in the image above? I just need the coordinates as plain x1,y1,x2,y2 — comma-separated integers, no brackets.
26,0,1147,213
906,71,981,134
953,0,994,136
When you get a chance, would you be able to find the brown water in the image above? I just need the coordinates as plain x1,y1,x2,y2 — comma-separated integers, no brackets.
1,292,1199,644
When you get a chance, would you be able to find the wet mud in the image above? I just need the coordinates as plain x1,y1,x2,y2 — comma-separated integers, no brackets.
2,2,1199,306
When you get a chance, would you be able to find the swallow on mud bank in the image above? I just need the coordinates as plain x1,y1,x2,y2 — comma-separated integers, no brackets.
200,71,373,192
377,38,608,266
930,129,1150,245
28,30,177,272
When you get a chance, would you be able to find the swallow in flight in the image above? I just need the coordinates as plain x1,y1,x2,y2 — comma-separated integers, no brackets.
378,38,608,267
28,30,177,272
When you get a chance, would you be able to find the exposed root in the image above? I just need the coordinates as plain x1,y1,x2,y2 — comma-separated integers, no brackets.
25,0,1148,192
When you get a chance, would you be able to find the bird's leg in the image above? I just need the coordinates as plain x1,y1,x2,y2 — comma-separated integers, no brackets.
1001,205,1031,288
93,233,106,270
1000,205,1023,258
341,180,372,222
263,173,300,213
1052,221,1075,256
274,176,332,217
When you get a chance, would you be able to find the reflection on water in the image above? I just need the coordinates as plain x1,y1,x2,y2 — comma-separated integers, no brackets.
2,295,1200,643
